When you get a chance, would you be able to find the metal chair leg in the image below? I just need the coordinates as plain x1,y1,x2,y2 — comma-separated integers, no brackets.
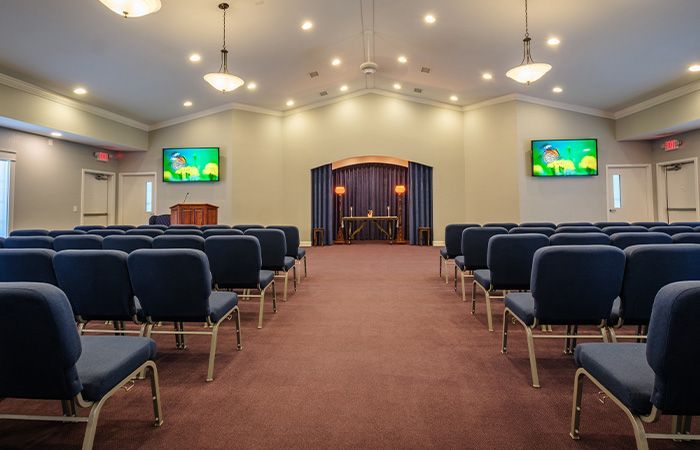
283,271,289,302
234,307,242,350
146,362,164,427
257,291,265,329
303,255,307,277
501,309,510,353
471,281,477,314
206,323,220,382
460,270,466,302
570,368,585,440
525,326,540,388
271,282,277,312
485,290,494,332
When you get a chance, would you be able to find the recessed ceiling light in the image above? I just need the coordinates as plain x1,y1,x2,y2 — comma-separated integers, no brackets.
183,100,193,107
247,82,257,90
340,84,348,92
189,53,201,62
689,64,700,72
424,14,436,24
547,37,560,46
482,72,493,80
393,83,402,90
50,131,62,137
331,58,341,66
286,99,295,107
301,20,313,31
397,55,408,64
552,86,563,93
73,87,87,95
449,95,458,102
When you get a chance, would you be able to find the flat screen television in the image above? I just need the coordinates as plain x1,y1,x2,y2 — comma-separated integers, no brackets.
531,139,598,177
163,147,219,182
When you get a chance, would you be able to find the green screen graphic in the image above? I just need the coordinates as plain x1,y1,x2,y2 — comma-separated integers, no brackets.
531,139,598,177
163,147,219,182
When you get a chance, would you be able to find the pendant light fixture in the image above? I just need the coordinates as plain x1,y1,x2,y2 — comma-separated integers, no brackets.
506,0,551,84
204,3,244,93
99,0,161,18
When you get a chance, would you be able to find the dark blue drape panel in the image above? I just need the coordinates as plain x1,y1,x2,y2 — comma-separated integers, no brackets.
332,163,408,240
311,164,333,245
408,162,433,244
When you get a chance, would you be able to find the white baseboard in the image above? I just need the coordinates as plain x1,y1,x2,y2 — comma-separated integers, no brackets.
300,241,312,247
433,240,445,247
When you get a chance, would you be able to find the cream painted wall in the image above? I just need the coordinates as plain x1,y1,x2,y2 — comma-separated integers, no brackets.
0,126,120,230
616,88,700,141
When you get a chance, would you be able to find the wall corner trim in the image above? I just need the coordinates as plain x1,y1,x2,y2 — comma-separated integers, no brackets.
613,80,700,119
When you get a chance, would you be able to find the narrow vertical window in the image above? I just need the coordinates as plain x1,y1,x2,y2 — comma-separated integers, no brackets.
145,180,153,213
612,174,622,208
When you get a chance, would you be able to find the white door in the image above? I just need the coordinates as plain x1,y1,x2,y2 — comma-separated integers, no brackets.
607,166,653,222
0,152,15,237
665,162,698,222
82,172,112,226
119,173,156,226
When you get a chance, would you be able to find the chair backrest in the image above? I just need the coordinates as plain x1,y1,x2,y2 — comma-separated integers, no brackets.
632,221,668,228
558,222,594,227
649,225,694,236
9,229,49,237
205,236,262,289
126,228,164,238
0,237,3,248
233,224,264,232
555,226,602,234
444,224,480,257
610,232,672,250
0,282,82,400
128,249,212,322
137,224,168,230
0,249,57,285
164,229,204,236
203,228,244,238
602,225,648,235
88,229,126,237
672,232,700,244
54,250,136,321
487,234,549,289
670,221,700,227
593,221,630,228
531,245,625,325
103,235,153,253
4,236,54,249
619,244,700,325
48,229,86,238
200,224,231,231
74,225,105,232
152,235,205,251
462,227,508,270
148,214,171,226
245,229,287,270
267,225,300,258
519,222,556,229
646,281,700,415
549,232,611,246
53,235,103,251
106,225,135,231
483,222,518,230
509,226,555,237
167,224,200,230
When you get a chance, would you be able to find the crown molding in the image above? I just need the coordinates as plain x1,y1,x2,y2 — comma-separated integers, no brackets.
0,72,149,131
148,101,282,131
461,94,519,112
613,79,700,119
462,93,615,119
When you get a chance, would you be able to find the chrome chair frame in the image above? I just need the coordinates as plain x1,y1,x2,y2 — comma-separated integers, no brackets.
223,280,276,329
471,281,509,332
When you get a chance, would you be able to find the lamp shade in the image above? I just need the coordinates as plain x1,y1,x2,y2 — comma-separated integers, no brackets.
203,72,245,93
99,0,161,17
334,186,346,195
394,185,406,194
506,62,552,84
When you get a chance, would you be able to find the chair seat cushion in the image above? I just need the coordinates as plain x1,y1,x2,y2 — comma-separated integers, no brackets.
474,269,492,290
505,292,535,326
574,343,654,416
76,336,157,402
208,291,238,322
283,256,295,271
455,256,466,270
296,248,306,260
260,270,275,289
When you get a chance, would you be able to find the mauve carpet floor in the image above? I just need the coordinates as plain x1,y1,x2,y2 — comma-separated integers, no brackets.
0,243,690,449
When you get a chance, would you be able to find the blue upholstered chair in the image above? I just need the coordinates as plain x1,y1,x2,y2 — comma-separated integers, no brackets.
88,229,126,237
454,227,508,302
0,282,162,450
509,226,555,237
148,214,170,226
519,222,556,229
54,250,144,334
233,224,264,232
201,224,231,231
74,225,105,232
167,224,199,229
472,234,549,331
439,223,480,283
152,235,206,251
205,236,277,329
126,228,164,238
4,236,54,249
550,232,611,246
594,221,630,228
137,224,168,230
632,221,668,228
571,281,700,448
670,221,700,227
649,225,694,236
106,225,135,231
245,228,296,302
203,228,244,238
49,229,86,237
0,237,4,248
555,226,602,234
483,222,518,231
502,245,625,387
672,232,700,244
53,234,103,251
164,228,204,236
558,222,594,227
9,228,49,236
0,249,57,284
602,225,648,235
608,244,700,341
128,249,241,381
610,232,672,250
103,235,153,253
268,225,307,280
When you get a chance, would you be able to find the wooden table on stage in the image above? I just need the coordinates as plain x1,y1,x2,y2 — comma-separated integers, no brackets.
342,216,398,244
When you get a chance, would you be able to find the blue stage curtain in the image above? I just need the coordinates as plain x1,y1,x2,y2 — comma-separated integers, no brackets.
311,164,333,245
408,162,433,244
332,163,408,241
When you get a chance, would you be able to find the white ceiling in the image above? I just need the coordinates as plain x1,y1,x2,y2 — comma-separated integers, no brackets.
0,0,698,125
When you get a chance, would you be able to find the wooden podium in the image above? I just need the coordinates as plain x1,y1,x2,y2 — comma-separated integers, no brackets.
170,203,218,226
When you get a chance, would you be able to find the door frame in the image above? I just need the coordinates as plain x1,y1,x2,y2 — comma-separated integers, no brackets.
80,168,116,225
117,172,158,224
655,157,700,222
605,164,654,221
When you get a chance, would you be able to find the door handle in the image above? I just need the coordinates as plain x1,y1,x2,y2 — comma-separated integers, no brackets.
609,209,616,213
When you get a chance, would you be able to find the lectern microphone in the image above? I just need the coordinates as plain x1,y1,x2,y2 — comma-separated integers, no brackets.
183,192,190,203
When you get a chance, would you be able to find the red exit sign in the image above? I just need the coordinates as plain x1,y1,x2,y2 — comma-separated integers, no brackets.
663,139,682,151
94,151,110,162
